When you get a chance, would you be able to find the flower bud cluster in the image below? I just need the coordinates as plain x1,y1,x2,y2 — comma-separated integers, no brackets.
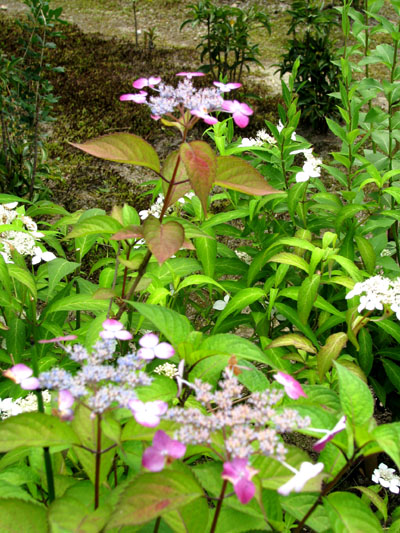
167,369,310,462
0,202,56,265
38,339,153,413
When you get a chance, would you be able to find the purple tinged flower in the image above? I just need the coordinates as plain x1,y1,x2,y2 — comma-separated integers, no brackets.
190,107,218,125
99,319,132,341
132,76,161,89
221,100,253,128
312,416,347,452
38,335,77,344
129,399,168,427
278,461,324,496
3,364,40,390
142,430,186,472
213,81,242,92
176,72,205,79
58,390,74,421
222,457,258,504
137,333,174,360
273,372,307,400
119,90,148,103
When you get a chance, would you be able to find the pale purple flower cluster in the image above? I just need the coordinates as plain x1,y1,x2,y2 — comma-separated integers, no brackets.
167,369,310,461
120,72,252,128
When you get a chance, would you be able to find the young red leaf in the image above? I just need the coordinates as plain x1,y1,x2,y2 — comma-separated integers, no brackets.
179,141,217,214
111,225,143,241
143,217,184,264
162,151,192,208
70,133,160,172
215,156,279,196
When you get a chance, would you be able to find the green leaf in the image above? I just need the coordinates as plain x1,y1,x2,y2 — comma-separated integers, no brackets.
281,494,330,532
161,151,191,208
162,496,209,533
298,275,320,325
382,358,400,392
353,486,387,523
213,288,265,333
335,362,374,426
275,303,319,346
195,227,217,278
180,141,216,214
65,215,123,239
287,181,308,220
372,423,400,469
176,274,225,293
354,236,376,274
7,265,37,300
215,156,278,196
375,318,400,343
49,496,111,533
317,333,348,382
358,328,373,376
45,293,116,315
331,255,364,282
129,303,193,346
269,252,309,274
3,317,26,364
323,491,382,532
72,406,115,485
47,258,80,299
0,413,79,452
0,499,49,532
266,334,317,354
107,470,203,528
70,133,160,172
143,217,184,264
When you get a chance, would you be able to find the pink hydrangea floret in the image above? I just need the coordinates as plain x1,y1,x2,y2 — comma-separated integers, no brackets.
222,457,258,504
119,90,148,103
142,430,186,472
132,76,161,89
58,390,75,421
3,364,40,390
278,461,324,496
313,415,347,452
221,100,253,128
129,399,168,427
213,81,242,92
176,72,205,79
190,107,218,125
100,319,132,341
137,333,174,360
273,371,307,400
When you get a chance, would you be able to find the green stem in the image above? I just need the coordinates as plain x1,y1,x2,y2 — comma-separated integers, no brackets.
94,413,102,510
35,390,55,503
209,479,228,533
153,517,161,533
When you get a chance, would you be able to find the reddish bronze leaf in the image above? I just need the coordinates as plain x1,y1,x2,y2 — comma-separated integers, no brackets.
179,141,217,214
143,217,184,264
215,156,279,196
111,225,143,240
162,151,192,208
70,133,160,172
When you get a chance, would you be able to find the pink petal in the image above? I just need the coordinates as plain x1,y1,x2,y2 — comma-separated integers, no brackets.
102,319,123,332
232,112,250,128
38,335,77,344
133,78,150,89
152,430,186,459
115,330,133,340
120,92,147,103
176,72,205,78
148,76,161,86
213,81,242,92
4,364,33,383
154,342,175,359
21,377,40,390
129,400,168,427
234,477,256,504
137,347,155,360
58,390,74,410
313,416,347,452
139,333,159,348
165,438,186,459
274,372,307,400
142,447,166,471
99,330,117,340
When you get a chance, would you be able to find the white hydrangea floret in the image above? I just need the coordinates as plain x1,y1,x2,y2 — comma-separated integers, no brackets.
372,463,400,494
346,275,400,319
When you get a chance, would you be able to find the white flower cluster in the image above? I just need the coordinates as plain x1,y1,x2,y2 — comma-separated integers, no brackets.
372,463,400,493
239,128,277,148
154,362,178,379
0,390,51,419
139,192,195,220
0,202,56,264
290,148,322,183
346,275,400,319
